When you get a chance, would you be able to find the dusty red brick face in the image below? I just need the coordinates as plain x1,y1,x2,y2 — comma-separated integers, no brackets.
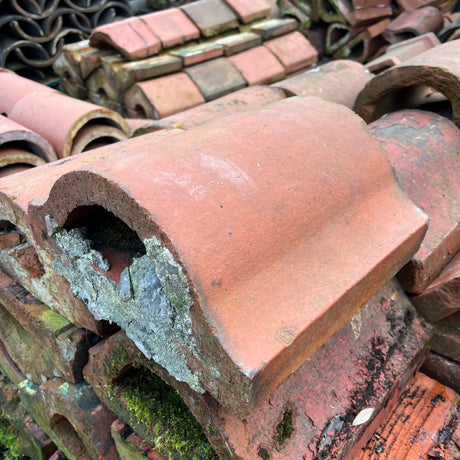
31,97,427,417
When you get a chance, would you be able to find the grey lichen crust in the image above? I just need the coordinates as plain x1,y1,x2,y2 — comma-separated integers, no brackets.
50,220,203,393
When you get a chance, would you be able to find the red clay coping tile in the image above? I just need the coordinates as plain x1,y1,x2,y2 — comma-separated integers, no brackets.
30,97,427,417
90,17,162,61
366,32,440,73
264,31,318,73
185,57,247,100
0,144,145,336
223,0,272,23
180,0,239,38
124,72,205,119
229,45,286,85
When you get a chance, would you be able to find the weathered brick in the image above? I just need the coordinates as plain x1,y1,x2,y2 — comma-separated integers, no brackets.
249,17,298,40
272,59,372,109
33,97,427,417
223,0,271,23
369,110,460,293
185,57,247,100
18,378,118,460
124,73,205,118
264,31,318,73
89,17,162,60
180,0,239,37
215,31,262,56
0,269,95,384
168,42,223,66
229,46,285,85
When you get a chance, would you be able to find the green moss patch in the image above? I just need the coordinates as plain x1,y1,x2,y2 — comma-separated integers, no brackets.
109,366,217,460
276,406,295,448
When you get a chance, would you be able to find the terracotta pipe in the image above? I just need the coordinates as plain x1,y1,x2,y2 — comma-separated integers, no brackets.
0,114,57,162
7,90,129,158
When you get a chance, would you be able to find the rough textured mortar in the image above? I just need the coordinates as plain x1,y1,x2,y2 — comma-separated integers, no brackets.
51,219,203,392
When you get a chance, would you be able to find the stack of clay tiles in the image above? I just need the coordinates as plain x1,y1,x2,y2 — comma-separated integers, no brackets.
53,0,460,117
53,0,320,116
280,0,460,66
0,0,139,82
0,31,458,460
0,68,130,177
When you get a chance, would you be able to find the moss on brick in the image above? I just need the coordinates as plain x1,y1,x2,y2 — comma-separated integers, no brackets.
108,366,217,460
276,406,295,448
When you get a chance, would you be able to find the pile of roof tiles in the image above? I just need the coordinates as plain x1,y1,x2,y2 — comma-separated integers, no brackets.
280,0,460,64
53,0,320,116
0,68,130,176
52,0,460,120
0,0,158,82
0,30,458,457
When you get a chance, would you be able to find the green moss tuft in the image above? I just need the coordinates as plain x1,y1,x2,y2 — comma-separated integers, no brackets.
276,407,295,448
109,366,217,459
0,412,23,460
258,447,271,459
